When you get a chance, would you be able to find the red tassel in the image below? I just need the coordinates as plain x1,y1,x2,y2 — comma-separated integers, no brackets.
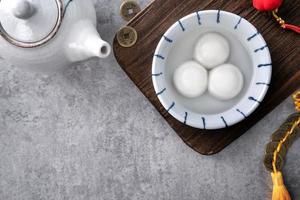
284,24,300,34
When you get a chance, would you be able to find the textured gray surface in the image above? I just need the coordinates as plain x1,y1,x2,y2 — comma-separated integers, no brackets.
0,1,299,200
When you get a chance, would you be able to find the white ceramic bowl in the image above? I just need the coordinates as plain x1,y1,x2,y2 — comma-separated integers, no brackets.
152,10,272,130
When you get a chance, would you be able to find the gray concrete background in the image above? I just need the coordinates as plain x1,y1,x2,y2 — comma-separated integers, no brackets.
0,0,299,200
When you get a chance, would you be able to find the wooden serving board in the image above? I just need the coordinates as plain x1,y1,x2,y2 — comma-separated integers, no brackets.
113,0,300,155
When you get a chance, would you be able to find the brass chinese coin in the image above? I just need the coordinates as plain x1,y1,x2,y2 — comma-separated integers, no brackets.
120,0,141,21
116,26,138,48
285,112,300,123
285,128,300,147
265,141,287,157
271,123,293,142
271,124,299,148
263,153,284,172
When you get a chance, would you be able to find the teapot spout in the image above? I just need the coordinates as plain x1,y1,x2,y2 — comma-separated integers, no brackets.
65,20,111,62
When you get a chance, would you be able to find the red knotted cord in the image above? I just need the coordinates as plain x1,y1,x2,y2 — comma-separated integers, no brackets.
253,0,299,34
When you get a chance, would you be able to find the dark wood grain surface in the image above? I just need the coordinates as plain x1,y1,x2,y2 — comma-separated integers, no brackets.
113,0,300,155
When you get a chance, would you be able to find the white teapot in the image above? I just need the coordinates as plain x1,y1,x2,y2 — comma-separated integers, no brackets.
0,0,111,72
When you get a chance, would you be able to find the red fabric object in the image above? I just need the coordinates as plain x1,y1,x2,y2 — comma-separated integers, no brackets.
253,0,283,11
284,24,300,34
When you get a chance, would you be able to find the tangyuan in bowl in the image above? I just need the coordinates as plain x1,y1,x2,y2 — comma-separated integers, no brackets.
152,10,272,130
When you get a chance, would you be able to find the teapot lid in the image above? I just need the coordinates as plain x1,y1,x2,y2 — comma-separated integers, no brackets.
0,0,64,48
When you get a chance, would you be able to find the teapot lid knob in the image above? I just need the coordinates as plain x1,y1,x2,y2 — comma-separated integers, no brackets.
12,0,35,19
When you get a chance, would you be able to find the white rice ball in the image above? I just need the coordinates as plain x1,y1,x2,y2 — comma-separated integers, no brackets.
208,64,244,100
194,33,230,69
173,61,208,98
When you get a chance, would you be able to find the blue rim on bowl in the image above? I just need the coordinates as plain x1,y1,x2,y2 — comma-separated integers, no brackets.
152,10,272,130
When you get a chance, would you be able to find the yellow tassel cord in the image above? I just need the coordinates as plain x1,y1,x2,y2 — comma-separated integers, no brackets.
272,9,286,29
271,91,300,200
